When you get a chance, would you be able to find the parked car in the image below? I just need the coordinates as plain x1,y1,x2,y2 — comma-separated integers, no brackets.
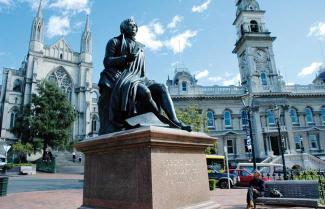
229,168,272,187
208,166,237,189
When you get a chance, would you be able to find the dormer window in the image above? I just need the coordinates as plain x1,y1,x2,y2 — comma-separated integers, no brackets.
250,20,259,32
182,81,187,91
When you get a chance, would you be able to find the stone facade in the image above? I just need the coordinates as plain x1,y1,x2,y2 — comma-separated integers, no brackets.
167,0,325,164
0,2,100,145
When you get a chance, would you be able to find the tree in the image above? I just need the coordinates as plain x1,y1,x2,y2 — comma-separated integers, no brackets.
12,142,33,163
176,105,217,154
13,80,76,159
176,105,207,132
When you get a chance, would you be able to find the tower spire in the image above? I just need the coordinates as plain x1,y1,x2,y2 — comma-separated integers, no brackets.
85,15,90,32
36,0,43,18
80,15,92,63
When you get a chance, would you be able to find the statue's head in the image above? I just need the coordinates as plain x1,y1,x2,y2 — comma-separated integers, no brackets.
120,18,138,38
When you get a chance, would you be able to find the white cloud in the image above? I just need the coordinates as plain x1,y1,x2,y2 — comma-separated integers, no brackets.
207,76,223,82
192,0,211,13
195,70,209,79
165,30,198,54
308,22,325,40
222,74,241,86
136,24,164,51
0,0,11,6
286,82,295,86
49,0,91,14
167,16,183,29
152,21,164,35
298,62,323,77
46,15,70,38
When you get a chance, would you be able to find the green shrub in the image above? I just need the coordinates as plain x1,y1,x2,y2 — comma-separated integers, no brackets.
209,179,217,191
3,163,34,170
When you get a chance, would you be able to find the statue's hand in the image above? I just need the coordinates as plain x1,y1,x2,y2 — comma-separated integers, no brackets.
126,53,137,62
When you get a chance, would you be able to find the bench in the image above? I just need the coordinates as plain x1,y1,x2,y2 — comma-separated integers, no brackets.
255,180,320,208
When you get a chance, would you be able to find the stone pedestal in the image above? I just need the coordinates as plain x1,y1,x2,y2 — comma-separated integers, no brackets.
75,126,220,209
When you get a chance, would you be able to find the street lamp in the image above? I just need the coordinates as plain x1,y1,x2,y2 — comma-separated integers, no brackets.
300,136,304,153
274,106,288,180
241,91,257,170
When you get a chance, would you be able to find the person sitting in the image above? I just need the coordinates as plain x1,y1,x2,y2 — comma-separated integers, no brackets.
246,170,265,209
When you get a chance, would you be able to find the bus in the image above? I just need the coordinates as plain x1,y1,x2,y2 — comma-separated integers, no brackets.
206,155,225,172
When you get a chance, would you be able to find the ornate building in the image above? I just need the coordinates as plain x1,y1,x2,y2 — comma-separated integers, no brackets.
167,0,325,167
0,1,100,145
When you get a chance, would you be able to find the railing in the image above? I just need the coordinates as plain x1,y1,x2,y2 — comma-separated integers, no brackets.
168,86,245,96
285,85,325,94
263,125,287,133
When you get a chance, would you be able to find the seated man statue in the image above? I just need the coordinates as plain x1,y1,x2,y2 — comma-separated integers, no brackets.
98,18,191,134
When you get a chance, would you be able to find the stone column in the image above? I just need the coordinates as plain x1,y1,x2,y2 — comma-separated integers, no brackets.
284,107,296,154
252,107,265,159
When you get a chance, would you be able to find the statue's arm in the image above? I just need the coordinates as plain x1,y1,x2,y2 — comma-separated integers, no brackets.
103,39,127,69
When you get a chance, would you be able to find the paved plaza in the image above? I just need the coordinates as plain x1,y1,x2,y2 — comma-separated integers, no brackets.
0,173,318,209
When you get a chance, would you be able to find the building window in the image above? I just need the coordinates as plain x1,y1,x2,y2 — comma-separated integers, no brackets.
207,111,215,128
92,92,98,103
13,79,22,92
10,110,18,129
305,107,314,125
308,134,319,150
241,110,248,128
224,111,232,129
290,108,299,125
91,116,98,133
321,107,325,125
294,136,302,150
267,110,275,125
182,81,187,91
227,140,234,154
250,20,259,32
48,67,73,102
260,72,268,86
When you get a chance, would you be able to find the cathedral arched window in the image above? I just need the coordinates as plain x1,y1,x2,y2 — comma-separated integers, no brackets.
304,107,314,125
13,79,22,92
290,108,299,125
92,92,98,103
10,107,18,129
48,67,73,102
260,72,268,86
207,110,215,128
91,115,99,133
250,20,259,32
224,110,232,129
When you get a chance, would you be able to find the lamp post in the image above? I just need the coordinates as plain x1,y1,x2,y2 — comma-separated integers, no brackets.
241,92,257,170
274,106,288,180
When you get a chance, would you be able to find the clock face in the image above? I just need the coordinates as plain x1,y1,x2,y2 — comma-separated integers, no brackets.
255,50,267,62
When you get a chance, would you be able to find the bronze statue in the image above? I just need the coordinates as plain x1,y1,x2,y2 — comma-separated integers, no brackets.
98,18,191,134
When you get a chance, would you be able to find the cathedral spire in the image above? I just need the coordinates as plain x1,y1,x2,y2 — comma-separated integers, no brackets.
29,0,44,52
36,0,43,18
85,15,90,32
80,15,92,63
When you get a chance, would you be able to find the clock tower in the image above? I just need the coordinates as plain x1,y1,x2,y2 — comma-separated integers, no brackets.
233,0,283,93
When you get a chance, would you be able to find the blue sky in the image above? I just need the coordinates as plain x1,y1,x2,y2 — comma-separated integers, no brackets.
0,0,325,86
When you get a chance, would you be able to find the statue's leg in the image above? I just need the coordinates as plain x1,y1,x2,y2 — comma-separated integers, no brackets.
98,85,111,135
149,84,179,122
149,84,192,132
